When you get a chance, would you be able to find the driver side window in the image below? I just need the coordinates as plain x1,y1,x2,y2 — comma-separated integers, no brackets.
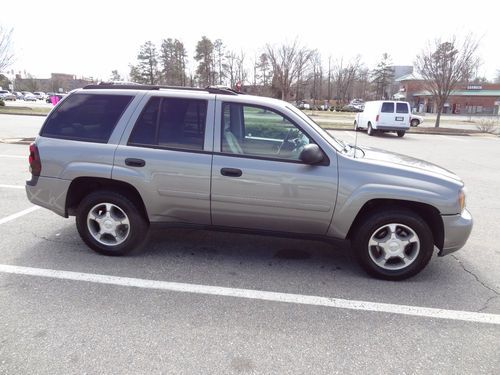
221,103,310,161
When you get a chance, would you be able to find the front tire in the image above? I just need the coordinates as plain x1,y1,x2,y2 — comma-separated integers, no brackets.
354,120,359,131
76,190,148,256
411,119,419,127
352,209,434,280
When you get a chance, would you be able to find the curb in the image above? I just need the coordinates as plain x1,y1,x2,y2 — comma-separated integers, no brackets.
0,137,35,145
0,112,48,117
323,127,488,137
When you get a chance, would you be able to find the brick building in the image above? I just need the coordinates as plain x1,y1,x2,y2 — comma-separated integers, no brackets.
395,74,500,115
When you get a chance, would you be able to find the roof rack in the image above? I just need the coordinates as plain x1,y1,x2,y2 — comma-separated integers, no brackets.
82,82,240,96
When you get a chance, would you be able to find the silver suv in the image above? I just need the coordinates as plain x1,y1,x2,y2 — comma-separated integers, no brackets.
26,84,472,280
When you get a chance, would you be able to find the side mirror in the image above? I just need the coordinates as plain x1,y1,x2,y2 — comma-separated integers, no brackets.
299,144,324,165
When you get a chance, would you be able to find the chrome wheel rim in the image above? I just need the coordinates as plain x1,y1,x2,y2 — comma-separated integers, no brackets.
87,203,130,246
368,223,420,270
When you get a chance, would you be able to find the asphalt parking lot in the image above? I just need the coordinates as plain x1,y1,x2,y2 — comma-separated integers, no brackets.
0,115,499,374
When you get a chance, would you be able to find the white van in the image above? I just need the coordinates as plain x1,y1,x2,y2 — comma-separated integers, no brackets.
354,100,411,137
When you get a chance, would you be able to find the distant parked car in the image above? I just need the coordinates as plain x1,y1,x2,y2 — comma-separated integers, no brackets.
13,91,24,100
297,102,311,110
410,114,424,127
0,90,16,101
22,92,37,101
33,91,46,100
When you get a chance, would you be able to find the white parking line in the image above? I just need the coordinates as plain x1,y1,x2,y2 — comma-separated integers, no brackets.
0,184,24,189
0,206,40,225
0,264,498,325
0,155,25,159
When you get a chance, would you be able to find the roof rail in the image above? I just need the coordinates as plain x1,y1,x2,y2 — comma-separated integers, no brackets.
82,82,240,96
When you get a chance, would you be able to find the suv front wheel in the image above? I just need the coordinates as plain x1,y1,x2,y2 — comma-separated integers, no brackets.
76,191,148,256
352,209,434,280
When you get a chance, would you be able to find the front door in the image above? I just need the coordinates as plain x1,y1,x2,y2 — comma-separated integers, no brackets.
211,101,337,235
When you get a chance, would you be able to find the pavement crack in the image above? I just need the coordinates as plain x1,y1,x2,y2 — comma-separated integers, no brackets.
451,254,500,312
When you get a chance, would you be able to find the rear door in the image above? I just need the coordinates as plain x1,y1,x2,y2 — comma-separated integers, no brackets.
113,92,215,224
395,102,411,128
378,101,395,127
210,99,338,235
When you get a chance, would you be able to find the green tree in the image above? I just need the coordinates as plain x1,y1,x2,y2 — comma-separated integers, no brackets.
213,39,227,85
416,35,479,127
160,38,187,86
109,70,122,81
256,53,271,86
194,36,214,87
371,53,394,99
129,41,160,85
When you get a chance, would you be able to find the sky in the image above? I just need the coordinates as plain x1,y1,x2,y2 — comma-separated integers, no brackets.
1,0,499,81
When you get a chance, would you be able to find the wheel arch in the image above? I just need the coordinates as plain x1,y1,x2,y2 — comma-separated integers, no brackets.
346,198,444,250
66,177,149,223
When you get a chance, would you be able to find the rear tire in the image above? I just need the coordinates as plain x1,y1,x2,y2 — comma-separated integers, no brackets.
76,190,148,256
397,130,405,137
367,123,375,136
352,209,434,280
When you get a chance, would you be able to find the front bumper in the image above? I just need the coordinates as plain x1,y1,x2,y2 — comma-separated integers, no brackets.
439,209,473,256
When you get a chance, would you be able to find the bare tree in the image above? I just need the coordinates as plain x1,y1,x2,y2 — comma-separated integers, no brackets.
415,35,480,127
333,56,362,104
0,26,14,72
266,40,315,101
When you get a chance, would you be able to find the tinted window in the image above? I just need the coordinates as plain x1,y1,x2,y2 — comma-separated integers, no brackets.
396,102,409,114
381,102,394,113
128,97,207,151
222,103,311,161
128,97,160,145
41,94,132,142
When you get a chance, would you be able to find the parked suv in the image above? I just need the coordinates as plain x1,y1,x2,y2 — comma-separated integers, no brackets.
26,84,472,280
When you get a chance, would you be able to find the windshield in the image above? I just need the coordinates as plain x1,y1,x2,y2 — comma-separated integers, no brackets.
285,105,352,153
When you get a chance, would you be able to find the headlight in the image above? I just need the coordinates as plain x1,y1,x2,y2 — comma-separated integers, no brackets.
458,188,466,212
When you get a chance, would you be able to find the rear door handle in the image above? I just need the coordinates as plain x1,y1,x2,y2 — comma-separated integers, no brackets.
125,158,146,167
220,168,242,177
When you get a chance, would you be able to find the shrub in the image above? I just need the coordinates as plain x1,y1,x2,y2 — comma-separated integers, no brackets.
0,99,5,106
476,119,500,134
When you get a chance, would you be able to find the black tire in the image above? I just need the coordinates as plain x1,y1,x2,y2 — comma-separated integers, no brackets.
76,190,148,256
367,123,375,136
351,209,434,280
397,130,405,137
411,119,419,127
354,120,359,131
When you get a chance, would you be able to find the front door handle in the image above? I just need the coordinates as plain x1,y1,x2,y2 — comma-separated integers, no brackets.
125,158,146,167
220,168,242,177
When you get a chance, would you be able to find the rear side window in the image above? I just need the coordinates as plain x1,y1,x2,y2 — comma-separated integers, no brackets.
396,102,409,114
381,102,394,113
41,94,133,143
128,97,207,151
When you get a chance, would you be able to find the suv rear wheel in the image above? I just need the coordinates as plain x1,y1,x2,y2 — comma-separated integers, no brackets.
76,190,148,256
352,209,434,280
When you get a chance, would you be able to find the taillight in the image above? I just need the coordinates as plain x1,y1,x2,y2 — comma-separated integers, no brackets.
29,143,41,176
376,114,379,122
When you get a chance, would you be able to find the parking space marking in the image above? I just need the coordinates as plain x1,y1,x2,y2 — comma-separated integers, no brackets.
0,155,25,159
0,206,40,225
0,184,24,189
0,264,498,325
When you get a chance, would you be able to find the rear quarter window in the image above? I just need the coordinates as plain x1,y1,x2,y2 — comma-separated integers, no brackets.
41,94,133,143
